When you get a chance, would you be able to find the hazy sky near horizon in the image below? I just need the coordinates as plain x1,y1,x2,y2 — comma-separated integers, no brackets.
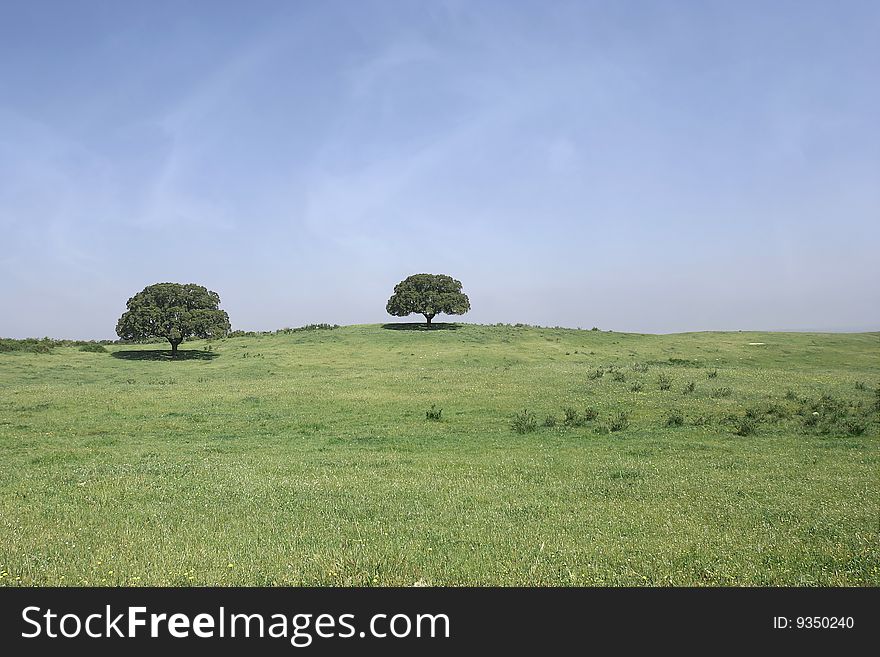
1,0,878,339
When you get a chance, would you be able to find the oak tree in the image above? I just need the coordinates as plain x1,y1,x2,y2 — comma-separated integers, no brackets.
386,274,470,326
116,283,230,357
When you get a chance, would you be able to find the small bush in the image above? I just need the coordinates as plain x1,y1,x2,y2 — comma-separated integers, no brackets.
588,368,605,380
0,338,54,353
691,415,711,427
765,403,791,421
842,418,867,436
230,324,339,338
766,404,791,421
707,368,718,379
583,407,599,421
511,409,538,434
563,407,582,427
611,371,626,383
79,343,107,353
425,405,442,421
744,406,762,420
629,382,643,392
543,414,557,428
631,362,649,373
657,374,672,391
733,416,757,436
665,409,684,427
609,411,630,432
798,393,870,436
854,381,867,391
784,389,798,401
712,387,733,398
683,381,696,395
807,394,848,422
1,337,116,352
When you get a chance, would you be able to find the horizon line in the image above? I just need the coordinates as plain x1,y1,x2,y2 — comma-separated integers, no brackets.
2,321,879,343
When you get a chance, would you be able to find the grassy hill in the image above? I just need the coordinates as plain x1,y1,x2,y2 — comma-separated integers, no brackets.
1,323,878,585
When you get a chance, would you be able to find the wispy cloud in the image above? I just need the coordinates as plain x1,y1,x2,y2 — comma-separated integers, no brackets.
1,1,878,337
0,108,114,272
135,33,293,232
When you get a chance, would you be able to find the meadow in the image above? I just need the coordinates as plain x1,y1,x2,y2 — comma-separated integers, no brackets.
0,324,877,586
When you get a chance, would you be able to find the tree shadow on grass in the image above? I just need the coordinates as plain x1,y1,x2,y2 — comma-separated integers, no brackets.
111,349,219,361
381,322,459,331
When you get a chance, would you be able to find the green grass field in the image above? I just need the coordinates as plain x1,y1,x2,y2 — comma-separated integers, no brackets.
1,324,878,586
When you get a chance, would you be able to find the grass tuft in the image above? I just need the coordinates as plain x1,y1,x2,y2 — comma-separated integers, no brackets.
665,409,684,427
609,411,630,432
511,409,538,434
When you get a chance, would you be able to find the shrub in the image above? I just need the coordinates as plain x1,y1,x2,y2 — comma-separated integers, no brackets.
712,387,733,398
279,323,339,333
1,337,118,352
683,381,696,395
79,343,107,353
842,418,867,436
563,407,581,427
543,414,557,428
803,412,820,428
799,394,870,436
733,416,757,436
744,406,762,420
657,374,672,391
631,362,649,373
511,409,538,434
588,368,605,380
228,324,339,338
609,411,630,432
611,371,626,383
807,394,848,422
583,407,599,421
765,403,791,420
0,338,49,353
799,401,869,437
0,338,57,353
630,382,643,392
707,368,718,379
665,409,684,427
691,415,711,427
425,405,442,421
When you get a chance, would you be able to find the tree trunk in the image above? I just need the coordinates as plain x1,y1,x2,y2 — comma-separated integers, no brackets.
170,340,180,358
425,314,434,327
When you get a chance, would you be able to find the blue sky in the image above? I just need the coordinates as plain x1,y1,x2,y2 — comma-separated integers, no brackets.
1,0,878,338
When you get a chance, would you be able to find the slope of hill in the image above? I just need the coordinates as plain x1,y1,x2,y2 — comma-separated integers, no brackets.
1,324,877,585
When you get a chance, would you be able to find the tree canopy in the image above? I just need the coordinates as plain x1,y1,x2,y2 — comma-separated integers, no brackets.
115,283,230,357
386,273,470,326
